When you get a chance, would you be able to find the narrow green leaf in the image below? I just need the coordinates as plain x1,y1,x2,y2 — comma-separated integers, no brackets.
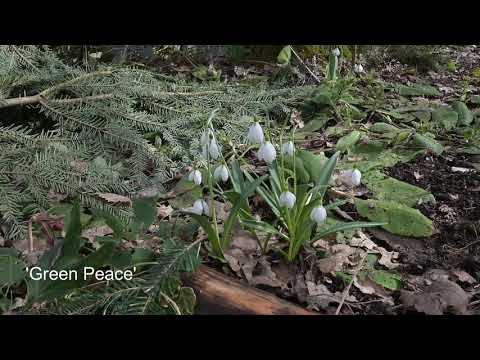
62,199,82,259
222,175,268,250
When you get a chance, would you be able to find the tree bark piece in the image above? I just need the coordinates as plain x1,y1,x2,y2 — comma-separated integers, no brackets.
182,265,317,315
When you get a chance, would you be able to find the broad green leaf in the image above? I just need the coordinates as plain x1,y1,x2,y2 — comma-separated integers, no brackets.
432,107,458,131
412,110,431,122
452,101,473,126
369,122,400,134
369,270,402,290
363,171,435,207
336,131,362,153
411,133,444,155
299,114,329,134
398,84,440,97
312,221,385,242
297,149,328,185
471,95,480,104
277,45,291,65
355,199,433,237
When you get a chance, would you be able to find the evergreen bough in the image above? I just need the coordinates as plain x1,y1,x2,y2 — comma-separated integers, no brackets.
0,45,312,241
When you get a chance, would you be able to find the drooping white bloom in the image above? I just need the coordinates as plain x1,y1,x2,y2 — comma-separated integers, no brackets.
214,165,229,182
247,122,265,144
201,144,209,159
310,206,327,224
257,142,277,163
282,141,295,156
190,200,204,215
200,129,212,146
339,169,362,187
188,170,202,185
279,191,296,209
332,48,341,57
353,64,364,73
192,199,210,216
209,139,220,160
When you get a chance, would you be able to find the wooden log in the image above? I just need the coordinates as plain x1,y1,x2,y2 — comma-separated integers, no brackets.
182,265,317,315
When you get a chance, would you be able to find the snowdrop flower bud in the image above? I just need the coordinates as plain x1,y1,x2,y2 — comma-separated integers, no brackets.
279,191,296,209
332,48,340,57
192,199,210,216
339,169,362,187
247,122,264,144
209,139,220,160
353,64,364,73
310,206,327,224
257,142,277,163
214,164,229,182
282,141,295,156
188,170,202,185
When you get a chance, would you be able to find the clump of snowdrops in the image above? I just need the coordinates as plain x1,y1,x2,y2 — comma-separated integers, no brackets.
185,111,382,262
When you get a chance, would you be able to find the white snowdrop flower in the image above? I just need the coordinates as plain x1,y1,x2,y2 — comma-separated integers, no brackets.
209,139,220,160
214,165,229,182
188,170,202,185
247,122,265,144
332,48,341,57
339,169,362,187
201,144,209,159
257,142,277,163
353,64,364,73
200,129,212,146
310,206,327,224
190,200,204,215
192,199,210,216
279,191,296,209
282,141,295,156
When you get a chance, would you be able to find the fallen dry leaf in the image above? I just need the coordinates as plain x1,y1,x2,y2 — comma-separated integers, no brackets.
211,200,231,223
451,269,477,285
247,257,285,288
229,228,259,254
350,230,400,269
81,225,114,242
400,278,470,315
97,193,132,206
47,190,68,202
157,204,173,219
317,244,358,274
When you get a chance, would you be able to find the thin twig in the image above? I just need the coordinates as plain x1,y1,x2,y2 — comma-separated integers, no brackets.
27,219,33,253
335,253,367,315
290,47,322,84
0,93,114,109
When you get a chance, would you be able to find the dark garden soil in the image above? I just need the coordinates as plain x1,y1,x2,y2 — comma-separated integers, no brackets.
385,154,480,274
